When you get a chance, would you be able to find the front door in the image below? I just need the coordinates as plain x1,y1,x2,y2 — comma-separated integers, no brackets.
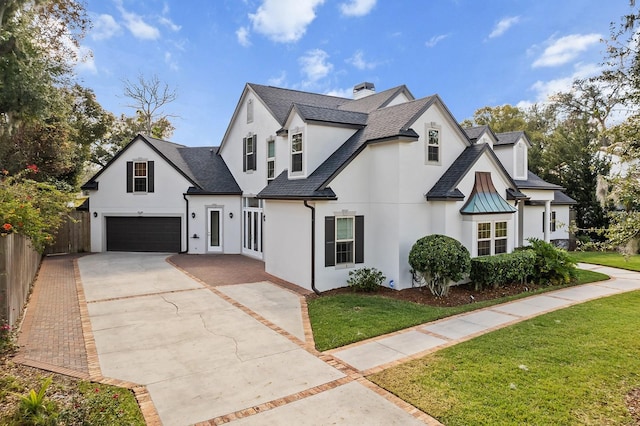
207,208,222,252
242,197,263,258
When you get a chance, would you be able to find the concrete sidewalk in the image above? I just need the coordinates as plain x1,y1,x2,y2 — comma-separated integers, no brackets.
329,263,640,374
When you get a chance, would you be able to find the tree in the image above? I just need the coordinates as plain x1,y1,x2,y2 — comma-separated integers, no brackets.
122,74,177,138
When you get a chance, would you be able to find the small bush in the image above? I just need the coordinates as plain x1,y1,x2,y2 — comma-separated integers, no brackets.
527,238,577,285
408,234,470,297
346,267,385,292
11,377,58,426
470,250,536,290
0,320,14,355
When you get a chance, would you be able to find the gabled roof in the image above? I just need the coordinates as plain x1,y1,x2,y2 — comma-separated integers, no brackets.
249,83,351,125
81,134,241,195
460,171,517,214
288,103,368,127
426,144,525,201
514,171,563,190
464,125,498,143
337,85,415,113
495,130,530,147
553,190,577,205
259,96,440,200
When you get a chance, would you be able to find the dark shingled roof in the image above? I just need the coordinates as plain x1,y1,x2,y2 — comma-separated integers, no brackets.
248,83,350,125
337,85,414,113
553,190,577,205
426,144,525,201
81,134,241,195
464,125,498,143
258,97,436,199
514,171,564,190
495,131,526,146
291,103,368,126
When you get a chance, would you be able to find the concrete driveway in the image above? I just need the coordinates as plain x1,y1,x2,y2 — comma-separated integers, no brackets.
77,253,426,425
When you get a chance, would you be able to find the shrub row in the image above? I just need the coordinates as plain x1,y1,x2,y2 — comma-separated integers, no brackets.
470,250,536,290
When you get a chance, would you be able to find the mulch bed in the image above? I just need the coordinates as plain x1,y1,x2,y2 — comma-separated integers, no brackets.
313,282,545,307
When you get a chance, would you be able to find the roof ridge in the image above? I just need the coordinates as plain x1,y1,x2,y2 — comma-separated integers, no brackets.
248,83,350,101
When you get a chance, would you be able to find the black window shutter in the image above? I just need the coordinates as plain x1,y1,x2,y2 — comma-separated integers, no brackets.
147,161,154,193
243,137,247,172
542,211,545,232
126,161,133,193
355,215,364,264
324,216,335,267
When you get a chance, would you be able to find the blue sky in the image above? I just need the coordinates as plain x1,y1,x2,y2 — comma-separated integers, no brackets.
74,0,634,147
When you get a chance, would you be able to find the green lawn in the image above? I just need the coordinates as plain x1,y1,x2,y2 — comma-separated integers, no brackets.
369,290,640,425
571,251,640,271
308,269,609,351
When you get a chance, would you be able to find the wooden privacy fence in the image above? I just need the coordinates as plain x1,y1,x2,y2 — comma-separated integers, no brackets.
0,233,41,326
45,210,90,255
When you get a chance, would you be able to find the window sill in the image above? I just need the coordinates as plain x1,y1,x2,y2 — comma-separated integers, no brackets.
334,263,355,270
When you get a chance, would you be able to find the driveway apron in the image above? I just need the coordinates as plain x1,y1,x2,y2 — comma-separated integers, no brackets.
78,253,425,425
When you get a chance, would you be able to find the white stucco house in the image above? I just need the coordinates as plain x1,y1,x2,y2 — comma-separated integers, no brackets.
82,82,575,292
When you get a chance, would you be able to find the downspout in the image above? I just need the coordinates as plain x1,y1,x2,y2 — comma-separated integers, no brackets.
181,193,189,254
304,200,320,295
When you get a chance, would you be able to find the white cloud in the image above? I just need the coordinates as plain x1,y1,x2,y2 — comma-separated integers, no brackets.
426,33,449,48
164,51,179,71
76,45,97,74
325,87,353,98
268,71,287,86
526,62,602,103
339,0,376,17
346,50,378,70
249,0,325,43
115,1,160,40
533,33,601,68
299,49,333,83
236,26,251,47
488,16,520,39
158,16,181,32
91,14,120,40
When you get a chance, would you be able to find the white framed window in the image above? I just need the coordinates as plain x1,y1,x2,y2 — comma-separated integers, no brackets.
426,126,440,164
335,216,354,265
267,139,275,182
133,161,147,192
243,134,256,172
477,221,508,256
542,211,557,232
291,132,303,174
477,222,491,256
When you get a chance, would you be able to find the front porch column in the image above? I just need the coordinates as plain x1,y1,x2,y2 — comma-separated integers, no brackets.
544,200,551,242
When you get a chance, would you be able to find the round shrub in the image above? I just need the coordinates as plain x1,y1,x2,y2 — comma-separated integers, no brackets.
409,234,471,297
346,267,386,292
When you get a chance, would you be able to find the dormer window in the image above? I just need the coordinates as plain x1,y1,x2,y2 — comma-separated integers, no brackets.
291,132,303,174
425,124,441,164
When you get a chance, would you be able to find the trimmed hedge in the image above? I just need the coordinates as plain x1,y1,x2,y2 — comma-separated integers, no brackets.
470,250,536,290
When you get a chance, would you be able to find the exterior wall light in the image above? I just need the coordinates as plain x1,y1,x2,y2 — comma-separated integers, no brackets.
191,212,196,219
93,212,98,218
229,212,234,219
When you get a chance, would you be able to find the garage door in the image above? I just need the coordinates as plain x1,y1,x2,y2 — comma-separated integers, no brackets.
106,217,181,252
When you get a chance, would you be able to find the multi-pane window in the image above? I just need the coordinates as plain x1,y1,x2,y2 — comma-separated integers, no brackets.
133,161,147,192
244,135,256,171
427,128,440,163
478,221,508,256
291,132,303,173
336,217,354,264
267,139,275,182
494,221,507,254
477,222,491,256
542,211,557,232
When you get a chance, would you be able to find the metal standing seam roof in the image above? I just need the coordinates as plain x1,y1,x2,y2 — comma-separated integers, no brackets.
460,171,517,214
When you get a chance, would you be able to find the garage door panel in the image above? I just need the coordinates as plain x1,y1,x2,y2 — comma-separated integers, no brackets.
106,217,181,252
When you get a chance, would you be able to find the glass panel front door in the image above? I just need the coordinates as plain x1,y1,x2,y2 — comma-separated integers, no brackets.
242,198,263,258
